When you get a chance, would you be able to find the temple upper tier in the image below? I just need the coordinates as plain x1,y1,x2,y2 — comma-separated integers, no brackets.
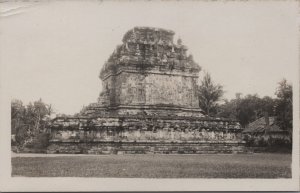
99,27,201,80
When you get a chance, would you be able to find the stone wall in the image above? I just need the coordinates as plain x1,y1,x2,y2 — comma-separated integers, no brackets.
47,142,247,154
47,141,246,154
50,128,241,142
47,116,246,154
100,71,199,109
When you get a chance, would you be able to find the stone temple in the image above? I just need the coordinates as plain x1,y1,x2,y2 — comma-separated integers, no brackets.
47,27,245,154
88,27,202,117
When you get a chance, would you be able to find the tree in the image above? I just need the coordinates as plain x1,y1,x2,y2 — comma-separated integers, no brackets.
217,94,276,128
11,99,26,146
33,99,50,132
217,79,291,129
274,79,292,133
217,98,238,120
198,72,224,116
11,98,54,150
261,96,276,116
11,99,25,120
235,94,263,127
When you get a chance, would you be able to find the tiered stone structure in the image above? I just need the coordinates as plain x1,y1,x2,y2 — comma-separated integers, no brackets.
86,27,202,117
47,27,245,154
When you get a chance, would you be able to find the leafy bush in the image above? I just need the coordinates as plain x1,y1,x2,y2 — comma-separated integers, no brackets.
26,133,49,150
243,135,255,147
243,133,292,153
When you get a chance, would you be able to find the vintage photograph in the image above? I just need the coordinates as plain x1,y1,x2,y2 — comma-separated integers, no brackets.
0,0,299,191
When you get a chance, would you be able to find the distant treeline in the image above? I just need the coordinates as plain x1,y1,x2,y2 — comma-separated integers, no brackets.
198,73,292,132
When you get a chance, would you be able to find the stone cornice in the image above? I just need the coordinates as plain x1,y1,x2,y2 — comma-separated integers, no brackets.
100,66,200,81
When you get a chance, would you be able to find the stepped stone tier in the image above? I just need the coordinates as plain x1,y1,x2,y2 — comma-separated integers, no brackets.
47,27,246,154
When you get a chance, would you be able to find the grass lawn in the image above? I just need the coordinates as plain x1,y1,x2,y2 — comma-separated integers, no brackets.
11,153,291,178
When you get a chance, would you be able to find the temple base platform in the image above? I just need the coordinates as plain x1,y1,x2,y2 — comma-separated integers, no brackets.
46,115,248,154
47,141,247,154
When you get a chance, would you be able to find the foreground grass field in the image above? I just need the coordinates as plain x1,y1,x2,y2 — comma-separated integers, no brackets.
12,153,291,178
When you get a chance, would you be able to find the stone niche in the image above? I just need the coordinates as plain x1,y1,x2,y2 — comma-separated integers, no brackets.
47,27,246,154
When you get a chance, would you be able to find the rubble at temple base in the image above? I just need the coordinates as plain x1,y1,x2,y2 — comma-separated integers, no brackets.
47,27,247,154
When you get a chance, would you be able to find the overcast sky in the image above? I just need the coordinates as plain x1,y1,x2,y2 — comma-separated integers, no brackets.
0,0,298,114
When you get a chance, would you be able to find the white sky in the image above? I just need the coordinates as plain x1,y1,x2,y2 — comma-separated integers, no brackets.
0,0,298,115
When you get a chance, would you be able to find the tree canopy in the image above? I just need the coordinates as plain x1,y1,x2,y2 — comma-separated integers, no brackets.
11,98,53,149
217,78,292,130
198,72,224,116
274,79,292,132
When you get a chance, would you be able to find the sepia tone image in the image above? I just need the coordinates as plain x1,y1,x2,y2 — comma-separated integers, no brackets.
1,0,298,185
